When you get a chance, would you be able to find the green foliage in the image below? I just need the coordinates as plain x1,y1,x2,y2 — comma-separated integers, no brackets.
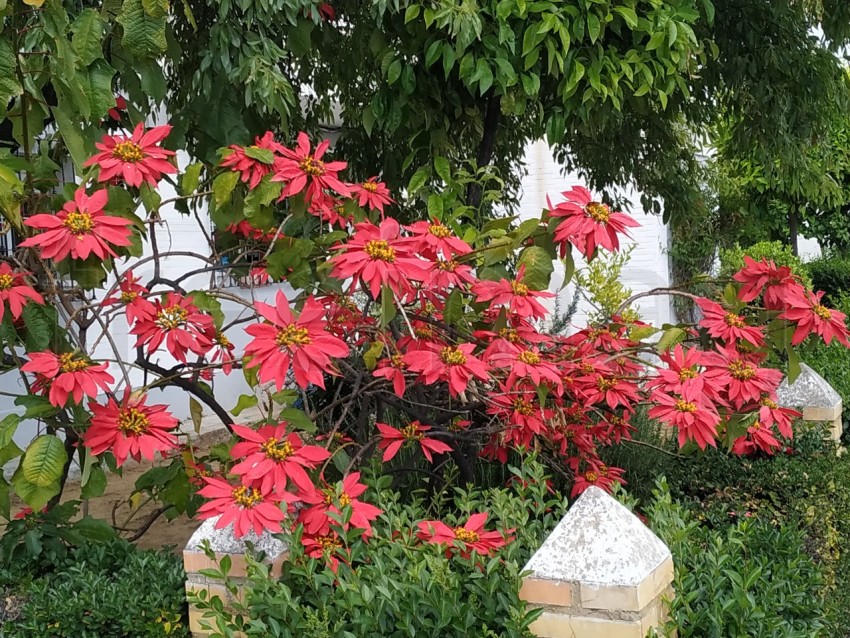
645,479,827,638
807,256,850,306
8,538,189,638
189,458,563,638
573,245,637,323
719,241,812,286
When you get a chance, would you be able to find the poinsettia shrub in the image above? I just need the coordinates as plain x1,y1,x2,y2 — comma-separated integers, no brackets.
189,459,560,638
0,113,848,562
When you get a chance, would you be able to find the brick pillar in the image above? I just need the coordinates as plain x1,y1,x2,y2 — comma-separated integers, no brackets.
183,516,288,637
519,486,674,638
777,363,843,441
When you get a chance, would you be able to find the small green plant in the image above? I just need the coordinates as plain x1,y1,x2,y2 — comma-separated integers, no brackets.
573,245,639,323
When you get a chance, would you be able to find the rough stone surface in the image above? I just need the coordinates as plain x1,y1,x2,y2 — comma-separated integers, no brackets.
778,363,842,410
185,515,287,557
523,486,670,587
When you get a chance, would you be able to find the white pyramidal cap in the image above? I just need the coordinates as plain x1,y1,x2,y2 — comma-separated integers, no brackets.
523,486,670,587
777,363,841,410
185,514,288,557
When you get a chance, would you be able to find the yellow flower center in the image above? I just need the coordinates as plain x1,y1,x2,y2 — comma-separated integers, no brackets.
597,376,616,391
674,399,697,413
117,408,151,435
429,224,451,238
391,353,406,367
585,471,599,482
678,367,698,381
0,273,13,290
299,156,326,176
436,259,458,271
759,397,778,409
510,280,529,296
400,422,424,441
453,527,479,543
439,346,468,365
321,489,352,507
275,325,312,348
362,181,379,192
724,312,746,328
120,290,138,303
261,438,295,461
415,326,434,338
58,352,90,373
512,397,534,416
62,211,95,235
585,202,610,223
752,421,763,430
814,305,833,320
498,328,521,343
517,350,540,365
155,306,188,331
232,485,263,508
112,140,145,163
364,239,396,262
215,333,231,347
316,534,342,551
728,359,757,381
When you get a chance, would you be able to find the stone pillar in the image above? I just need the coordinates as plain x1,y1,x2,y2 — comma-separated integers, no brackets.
777,363,843,441
519,487,674,638
183,516,288,637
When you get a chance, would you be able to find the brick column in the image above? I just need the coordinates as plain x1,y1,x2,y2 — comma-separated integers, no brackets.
183,516,288,637
519,487,674,638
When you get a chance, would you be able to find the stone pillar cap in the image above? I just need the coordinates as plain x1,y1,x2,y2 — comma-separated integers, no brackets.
185,515,288,556
522,486,670,588
777,363,841,410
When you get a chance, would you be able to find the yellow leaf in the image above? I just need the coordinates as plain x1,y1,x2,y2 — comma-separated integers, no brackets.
23,0,46,6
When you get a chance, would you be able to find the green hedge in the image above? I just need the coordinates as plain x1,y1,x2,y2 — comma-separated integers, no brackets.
719,240,812,286
807,255,850,307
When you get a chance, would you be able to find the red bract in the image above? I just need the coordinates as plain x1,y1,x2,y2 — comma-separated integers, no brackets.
733,256,801,308
22,351,113,407
404,342,490,397
373,352,408,397
376,421,453,462
546,186,638,258
417,512,513,558
731,421,782,455
648,387,720,450
570,463,626,497
702,345,783,409
197,477,285,538
273,132,351,203
405,219,472,259
102,270,148,324
648,345,713,398
20,188,133,261
755,395,799,438
244,292,349,390
696,299,765,346
221,131,283,189
425,258,477,291
230,422,330,494
487,387,552,437
84,391,179,466
490,347,562,393
780,289,850,346
0,262,43,323
329,218,428,299
471,266,553,320
298,472,382,536
353,177,394,213
302,531,348,573
84,123,177,187
582,371,640,411
131,292,215,363
209,332,236,375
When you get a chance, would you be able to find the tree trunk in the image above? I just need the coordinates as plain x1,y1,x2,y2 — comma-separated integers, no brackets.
465,93,501,208
788,210,799,256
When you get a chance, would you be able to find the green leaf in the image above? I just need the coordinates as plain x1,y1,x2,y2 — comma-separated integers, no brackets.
786,346,801,383
231,394,258,416
586,13,601,43
189,397,203,434
213,171,240,208
425,40,442,67
188,290,224,328
476,59,493,94
117,0,167,58
22,303,56,352
71,9,105,66
141,0,169,18
0,163,23,232
83,59,117,120
12,435,67,510
139,182,162,214
279,408,316,433
404,5,420,23
434,156,451,182
380,285,396,328
613,6,638,28
387,60,402,85
0,38,22,121
52,106,89,171
656,327,687,352
513,218,541,247
407,166,429,195
181,162,203,195
0,414,21,466
517,245,554,290
244,146,275,165
14,395,58,419
427,193,443,218
81,464,107,499
363,341,384,371
443,289,464,325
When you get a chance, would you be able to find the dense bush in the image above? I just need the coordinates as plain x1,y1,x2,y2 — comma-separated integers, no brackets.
807,255,850,306
645,479,827,638
719,241,812,286
189,459,562,638
803,292,850,429
6,539,189,638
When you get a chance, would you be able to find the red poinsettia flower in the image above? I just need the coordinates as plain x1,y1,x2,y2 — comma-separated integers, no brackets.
405,219,472,259
220,131,283,189
22,350,113,407
318,2,336,21
298,472,382,536
731,421,782,455
696,299,764,346
376,421,453,462
301,530,348,573
424,258,477,292
353,177,394,213
570,463,626,498
403,342,490,397
490,347,562,393
20,188,133,261
702,345,783,409
84,391,179,466
102,270,149,324
329,218,428,300
208,332,236,375
487,387,552,437
244,292,349,390
733,256,802,309
581,371,640,410
84,122,177,187
755,395,799,439
546,186,639,258
107,95,128,122
647,344,715,398
0,262,43,323
373,352,408,397
648,387,720,450
130,292,215,363
780,289,850,346
197,477,286,538
273,132,351,203
470,266,554,320
417,512,513,558
230,422,330,494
